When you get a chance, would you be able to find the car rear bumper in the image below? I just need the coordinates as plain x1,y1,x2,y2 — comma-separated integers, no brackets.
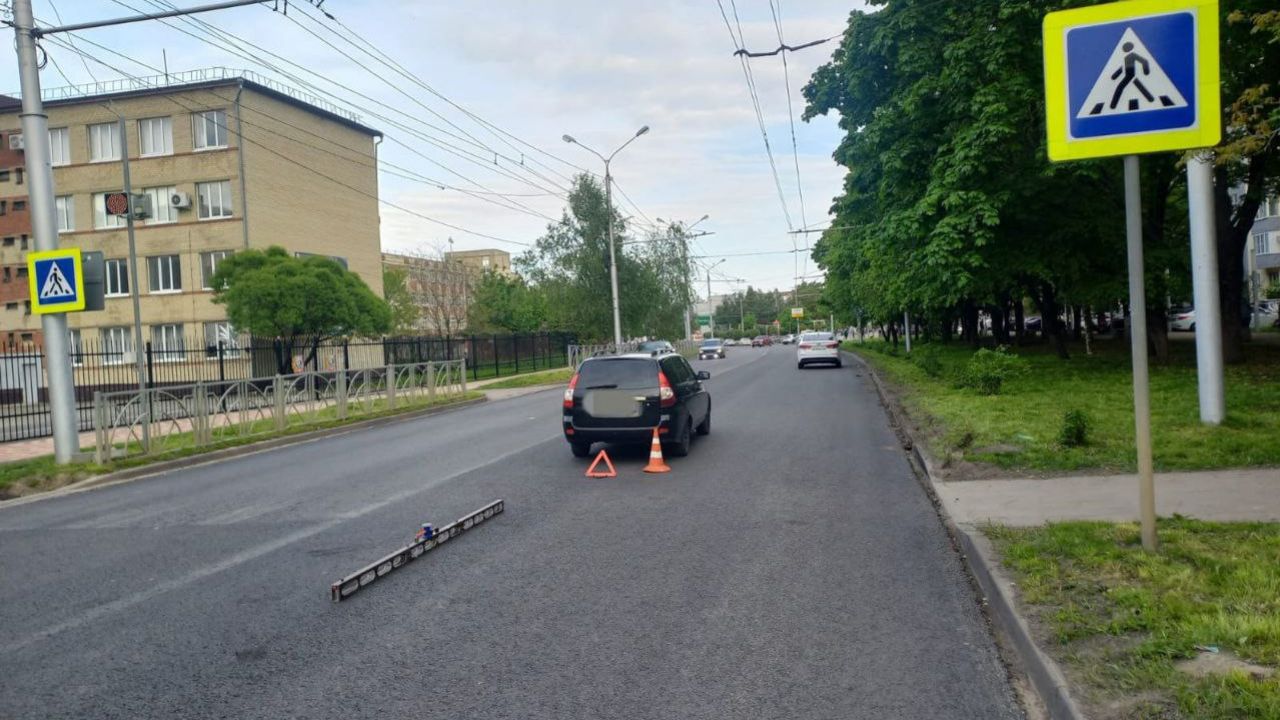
797,352,840,365
564,414,672,444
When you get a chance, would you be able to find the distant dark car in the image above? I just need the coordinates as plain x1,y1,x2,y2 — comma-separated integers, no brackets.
1024,316,1042,333
563,353,711,459
698,338,726,360
637,340,675,354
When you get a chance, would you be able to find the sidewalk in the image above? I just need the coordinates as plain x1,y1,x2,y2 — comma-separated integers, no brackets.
937,468,1280,526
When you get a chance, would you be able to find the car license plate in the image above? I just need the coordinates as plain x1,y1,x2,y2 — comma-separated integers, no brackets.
587,391,643,418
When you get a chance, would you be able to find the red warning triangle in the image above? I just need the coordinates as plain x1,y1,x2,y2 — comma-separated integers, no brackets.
585,449,617,478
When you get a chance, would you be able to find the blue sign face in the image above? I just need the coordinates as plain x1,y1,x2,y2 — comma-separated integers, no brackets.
1066,11,1197,140
33,257,79,307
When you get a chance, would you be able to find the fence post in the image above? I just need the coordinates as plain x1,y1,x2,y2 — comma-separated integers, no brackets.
513,334,520,374
192,381,206,448
363,368,372,413
93,391,106,465
239,379,249,436
427,360,436,403
492,335,499,378
386,363,396,410
217,341,226,383
343,340,350,371
336,368,348,420
273,375,285,431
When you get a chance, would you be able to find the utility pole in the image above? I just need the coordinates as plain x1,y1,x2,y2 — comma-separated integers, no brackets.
1186,153,1224,424
13,0,76,463
118,116,150,449
706,259,725,338
12,0,271,463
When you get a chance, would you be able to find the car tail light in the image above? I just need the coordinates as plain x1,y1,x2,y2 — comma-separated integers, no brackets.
658,371,675,407
826,341,839,349
798,342,812,349
563,372,579,408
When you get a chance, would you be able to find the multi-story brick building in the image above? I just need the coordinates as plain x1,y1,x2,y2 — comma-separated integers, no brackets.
0,69,382,363
446,248,512,276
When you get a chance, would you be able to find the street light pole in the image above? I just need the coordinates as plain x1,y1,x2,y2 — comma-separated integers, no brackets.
706,259,725,338
563,126,649,347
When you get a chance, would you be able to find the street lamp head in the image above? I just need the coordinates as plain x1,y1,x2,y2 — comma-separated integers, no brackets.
562,134,576,144
636,125,650,137
698,214,709,223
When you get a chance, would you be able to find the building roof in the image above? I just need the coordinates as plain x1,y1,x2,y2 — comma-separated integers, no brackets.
9,70,380,137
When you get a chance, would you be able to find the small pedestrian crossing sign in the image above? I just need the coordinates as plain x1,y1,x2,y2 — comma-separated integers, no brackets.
1043,0,1220,161
27,248,85,314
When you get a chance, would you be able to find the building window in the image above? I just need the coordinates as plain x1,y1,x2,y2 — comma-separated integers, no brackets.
143,185,178,224
55,195,74,232
49,127,70,166
88,122,121,162
68,329,84,366
13,200,25,211
1,237,10,247
200,250,233,289
105,258,129,297
1257,232,1275,256
192,110,228,150
196,180,233,219
1260,196,1280,219
203,321,240,357
101,326,134,365
138,117,173,157
2,267,9,282
151,324,185,362
0,171,9,182
19,236,27,250
148,254,182,293
4,302,16,310
93,192,127,229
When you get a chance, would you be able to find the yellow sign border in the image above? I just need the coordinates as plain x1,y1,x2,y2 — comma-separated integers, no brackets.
27,248,86,314
1043,0,1220,162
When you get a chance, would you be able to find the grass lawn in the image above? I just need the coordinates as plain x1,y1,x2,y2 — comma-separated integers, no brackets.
480,366,573,390
847,337,1280,473
0,391,483,499
988,520,1280,719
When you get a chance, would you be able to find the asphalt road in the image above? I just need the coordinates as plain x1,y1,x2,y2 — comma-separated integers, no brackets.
0,346,1021,719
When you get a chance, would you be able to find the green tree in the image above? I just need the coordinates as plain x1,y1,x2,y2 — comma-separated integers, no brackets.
467,270,548,333
382,267,419,335
211,246,391,373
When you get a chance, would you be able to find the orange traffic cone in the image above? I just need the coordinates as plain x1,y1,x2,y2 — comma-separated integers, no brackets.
643,428,671,473
585,449,617,478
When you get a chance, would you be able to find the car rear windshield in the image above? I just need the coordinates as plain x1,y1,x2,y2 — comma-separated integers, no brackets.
801,333,833,342
577,358,658,390
700,340,722,347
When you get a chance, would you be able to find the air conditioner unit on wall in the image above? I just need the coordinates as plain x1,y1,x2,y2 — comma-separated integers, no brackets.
170,191,191,209
7,134,23,151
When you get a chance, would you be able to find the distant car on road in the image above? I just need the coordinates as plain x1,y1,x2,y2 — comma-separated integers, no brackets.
751,335,772,347
796,331,841,369
698,338,726,360
1169,307,1195,332
637,340,676,354
781,334,796,345
563,353,711,459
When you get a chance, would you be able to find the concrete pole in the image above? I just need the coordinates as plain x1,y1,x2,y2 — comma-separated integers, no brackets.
1123,155,1158,552
1186,153,1224,424
604,160,623,347
13,0,79,464
118,116,150,450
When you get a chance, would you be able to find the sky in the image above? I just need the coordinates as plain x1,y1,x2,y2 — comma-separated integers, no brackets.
1,0,862,298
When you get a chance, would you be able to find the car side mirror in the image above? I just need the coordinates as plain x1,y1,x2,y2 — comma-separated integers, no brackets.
696,370,711,381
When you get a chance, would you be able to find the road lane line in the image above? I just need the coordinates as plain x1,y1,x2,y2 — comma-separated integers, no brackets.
0,431,560,655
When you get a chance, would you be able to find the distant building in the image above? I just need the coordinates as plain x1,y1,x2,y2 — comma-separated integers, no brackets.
0,68,383,358
1246,193,1280,298
382,252,470,336
445,248,511,276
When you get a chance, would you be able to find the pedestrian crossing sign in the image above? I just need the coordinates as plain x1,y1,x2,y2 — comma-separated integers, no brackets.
27,248,85,314
1043,0,1219,162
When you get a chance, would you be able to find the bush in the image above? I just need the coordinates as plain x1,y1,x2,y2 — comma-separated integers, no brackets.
962,346,1029,395
1058,409,1091,447
912,347,944,378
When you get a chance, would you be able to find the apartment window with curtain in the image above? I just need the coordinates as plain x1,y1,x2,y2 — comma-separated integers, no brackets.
88,122,121,162
101,326,134,365
54,195,74,232
152,324,185,362
148,254,182,293
48,127,70,166
192,110,228,150
1256,232,1274,256
143,186,178,224
196,180,233,219
92,192,127,229
138,117,173,157
105,259,129,297
200,250,233,289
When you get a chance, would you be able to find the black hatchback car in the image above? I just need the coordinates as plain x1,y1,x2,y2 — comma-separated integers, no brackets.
563,353,711,459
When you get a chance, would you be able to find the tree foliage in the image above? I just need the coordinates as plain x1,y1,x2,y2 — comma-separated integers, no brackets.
382,267,419,335
211,246,391,372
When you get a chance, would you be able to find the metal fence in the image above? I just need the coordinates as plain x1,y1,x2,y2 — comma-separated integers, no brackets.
567,339,701,368
0,331,575,444
94,359,468,463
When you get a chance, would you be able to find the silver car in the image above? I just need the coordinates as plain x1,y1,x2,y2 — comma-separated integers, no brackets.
796,331,841,369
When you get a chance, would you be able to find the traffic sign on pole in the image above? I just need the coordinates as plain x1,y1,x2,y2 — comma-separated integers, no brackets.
27,248,85,314
1043,0,1219,161
790,307,804,319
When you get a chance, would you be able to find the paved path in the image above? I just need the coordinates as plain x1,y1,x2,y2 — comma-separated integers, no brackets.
0,347,1019,719
938,468,1280,526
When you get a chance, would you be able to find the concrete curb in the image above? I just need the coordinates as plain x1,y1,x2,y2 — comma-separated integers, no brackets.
0,396,488,510
842,348,1087,720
